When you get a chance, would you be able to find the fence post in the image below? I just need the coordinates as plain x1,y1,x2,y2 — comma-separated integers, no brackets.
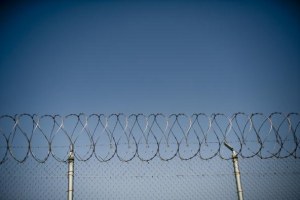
67,145,74,200
232,150,243,200
224,142,243,200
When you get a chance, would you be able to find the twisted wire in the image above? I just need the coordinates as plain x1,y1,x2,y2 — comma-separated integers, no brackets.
0,113,299,164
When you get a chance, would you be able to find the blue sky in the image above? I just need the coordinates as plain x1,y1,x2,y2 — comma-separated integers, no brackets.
0,0,299,115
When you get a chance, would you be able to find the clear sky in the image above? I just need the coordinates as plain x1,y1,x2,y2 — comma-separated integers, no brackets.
0,0,299,115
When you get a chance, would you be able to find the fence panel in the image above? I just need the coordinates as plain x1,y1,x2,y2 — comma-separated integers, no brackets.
0,113,299,199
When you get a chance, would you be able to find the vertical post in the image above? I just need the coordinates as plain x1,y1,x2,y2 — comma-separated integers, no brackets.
224,142,243,200
67,145,74,200
232,151,243,200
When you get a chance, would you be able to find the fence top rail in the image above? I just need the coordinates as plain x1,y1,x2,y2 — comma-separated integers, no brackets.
0,112,299,164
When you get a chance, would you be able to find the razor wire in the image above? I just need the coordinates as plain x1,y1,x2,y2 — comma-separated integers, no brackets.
0,112,299,164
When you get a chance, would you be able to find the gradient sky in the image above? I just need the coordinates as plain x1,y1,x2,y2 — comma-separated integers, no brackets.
0,0,299,115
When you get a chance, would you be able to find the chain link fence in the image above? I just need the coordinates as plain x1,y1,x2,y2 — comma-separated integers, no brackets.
1,156,299,199
0,113,300,199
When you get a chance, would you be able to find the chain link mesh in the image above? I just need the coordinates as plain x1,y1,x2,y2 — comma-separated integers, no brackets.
0,157,66,199
1,156,299,199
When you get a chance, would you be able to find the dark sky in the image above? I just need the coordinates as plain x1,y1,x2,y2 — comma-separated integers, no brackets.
0,0,299,115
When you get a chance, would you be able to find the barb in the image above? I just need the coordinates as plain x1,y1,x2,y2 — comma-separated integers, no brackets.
0,113,299,164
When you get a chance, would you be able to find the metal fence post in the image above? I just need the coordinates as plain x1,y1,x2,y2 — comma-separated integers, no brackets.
67,145,74,200
224,142,244,200
232,150,243,200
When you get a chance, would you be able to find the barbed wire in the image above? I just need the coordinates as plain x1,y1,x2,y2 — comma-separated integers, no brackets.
0,113,299,164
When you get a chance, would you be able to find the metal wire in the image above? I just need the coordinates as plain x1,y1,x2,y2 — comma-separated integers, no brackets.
0,112,299,164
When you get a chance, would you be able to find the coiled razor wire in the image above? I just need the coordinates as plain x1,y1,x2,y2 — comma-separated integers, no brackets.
0,113,299,164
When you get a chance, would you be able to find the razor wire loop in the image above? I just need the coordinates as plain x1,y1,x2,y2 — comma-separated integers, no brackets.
187,113,209,160
0,112,299,164
69,113,93,162
50,115,72,162
128,114,158,162
30,114,51,163
287,113,300,158
157,114,179,161
198,114,219,160
175,114,200,161
228,113,247,158
107,113,137,162
91,114,117,162
139,114,161,162
268,112,286,158
0,115,15,164
9,114,31,163
239,113,262,158
258,113,275,159
211,113,233,160
271,112,297,158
